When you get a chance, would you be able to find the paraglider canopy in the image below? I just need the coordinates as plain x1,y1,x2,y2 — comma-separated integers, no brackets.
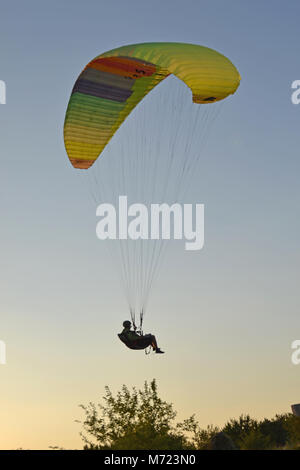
64,42,240,169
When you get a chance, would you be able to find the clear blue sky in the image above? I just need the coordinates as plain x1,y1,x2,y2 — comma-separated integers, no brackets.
0,0,300,449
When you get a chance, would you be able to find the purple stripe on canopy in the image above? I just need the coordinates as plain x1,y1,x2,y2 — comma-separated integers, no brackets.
72,79,133,102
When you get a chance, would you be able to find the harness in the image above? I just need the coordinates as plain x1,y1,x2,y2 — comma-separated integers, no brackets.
130,308,144,335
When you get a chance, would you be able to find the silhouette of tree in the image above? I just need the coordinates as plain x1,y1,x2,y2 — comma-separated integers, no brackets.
79,379,191,450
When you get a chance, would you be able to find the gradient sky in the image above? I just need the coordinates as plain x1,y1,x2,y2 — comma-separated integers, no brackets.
1,0,300,449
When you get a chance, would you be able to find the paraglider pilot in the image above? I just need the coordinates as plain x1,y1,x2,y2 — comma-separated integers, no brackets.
119,321,164,354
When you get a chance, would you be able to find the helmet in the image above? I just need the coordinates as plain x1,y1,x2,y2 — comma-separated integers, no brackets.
123,320,131,328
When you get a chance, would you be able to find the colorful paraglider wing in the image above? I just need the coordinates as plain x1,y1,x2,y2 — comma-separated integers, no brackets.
64,42,240,169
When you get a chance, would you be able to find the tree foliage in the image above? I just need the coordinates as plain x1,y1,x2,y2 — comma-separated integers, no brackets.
78,380,300,450
79,379,190,450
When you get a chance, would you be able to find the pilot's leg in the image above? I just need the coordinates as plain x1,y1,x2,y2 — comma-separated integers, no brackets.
143,333,158,350
149,334,158,351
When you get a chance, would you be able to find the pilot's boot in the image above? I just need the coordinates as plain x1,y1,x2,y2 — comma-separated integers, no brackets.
155,348,165,354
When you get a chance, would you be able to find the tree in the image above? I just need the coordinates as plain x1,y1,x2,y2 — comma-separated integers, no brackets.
78,379,191,450
222,413,297,449
223,414,258,449
177,415,221,449
283,415,300,449
259,414,290,448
